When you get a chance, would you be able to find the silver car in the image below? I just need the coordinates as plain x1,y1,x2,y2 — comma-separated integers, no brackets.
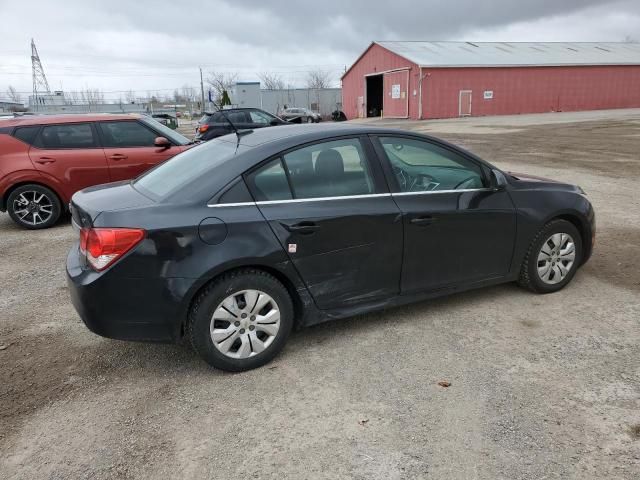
279,107,321,123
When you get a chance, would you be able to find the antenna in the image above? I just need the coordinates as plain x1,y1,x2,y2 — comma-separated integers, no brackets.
31,38,51,112
218,110,253,146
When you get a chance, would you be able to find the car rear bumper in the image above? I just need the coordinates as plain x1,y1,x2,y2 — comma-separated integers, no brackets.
66,243,187,343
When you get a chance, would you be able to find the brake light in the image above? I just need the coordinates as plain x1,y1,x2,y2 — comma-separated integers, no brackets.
79,228,145,271
198,125,209,133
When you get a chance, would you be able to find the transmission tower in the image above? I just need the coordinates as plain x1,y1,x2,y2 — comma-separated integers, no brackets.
31,38,51,112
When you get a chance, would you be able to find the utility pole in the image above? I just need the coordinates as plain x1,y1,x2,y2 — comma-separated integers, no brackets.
199,67,205,114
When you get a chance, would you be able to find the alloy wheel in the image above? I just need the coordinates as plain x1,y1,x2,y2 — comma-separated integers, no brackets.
12,190,54,226
210,289,281,359
537,233,576,285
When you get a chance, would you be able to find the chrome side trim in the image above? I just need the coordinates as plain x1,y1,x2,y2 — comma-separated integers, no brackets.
207,201,258,208
207,193,392,208
257,193,392,205
392,188,491,196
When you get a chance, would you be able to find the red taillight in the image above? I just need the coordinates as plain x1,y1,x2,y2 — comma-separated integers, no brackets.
79,228,145,271
198,125,209,133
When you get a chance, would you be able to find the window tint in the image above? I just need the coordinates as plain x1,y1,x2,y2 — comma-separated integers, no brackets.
99,121,157,147
134,139,241,198
37,123,97,149
246,159,292,201
249,110,273,124
379,137,485,192
140,117,189,145
227,111,248,124
283,138,375,199
13,126,41,146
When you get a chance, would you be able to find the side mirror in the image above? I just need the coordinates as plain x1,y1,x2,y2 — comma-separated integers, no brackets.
490,169,508,191
154,136,171,149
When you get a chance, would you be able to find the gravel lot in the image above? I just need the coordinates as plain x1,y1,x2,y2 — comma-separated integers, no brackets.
1,109,639,479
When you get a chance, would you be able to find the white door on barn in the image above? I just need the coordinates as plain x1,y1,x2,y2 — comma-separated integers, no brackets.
459,90,472,116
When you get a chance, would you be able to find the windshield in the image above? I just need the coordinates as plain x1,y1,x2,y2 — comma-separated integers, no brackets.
134,139,242,198
140,117,190,146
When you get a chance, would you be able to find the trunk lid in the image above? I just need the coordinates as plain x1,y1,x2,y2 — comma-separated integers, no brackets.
70,180,155,228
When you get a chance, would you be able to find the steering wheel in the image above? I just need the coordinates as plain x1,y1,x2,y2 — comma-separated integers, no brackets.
454,176,479,190
393,166,435,192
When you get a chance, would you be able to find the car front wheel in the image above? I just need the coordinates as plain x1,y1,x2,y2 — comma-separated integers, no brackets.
188,269,294,371
7,184,62,229
518,219,582,293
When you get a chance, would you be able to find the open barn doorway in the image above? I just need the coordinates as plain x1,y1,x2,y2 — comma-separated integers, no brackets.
366,74,383,117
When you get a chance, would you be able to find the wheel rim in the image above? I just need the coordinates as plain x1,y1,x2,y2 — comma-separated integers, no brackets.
210,289,281,359
12,191,54,225
307,117,313,123
537,233,576,285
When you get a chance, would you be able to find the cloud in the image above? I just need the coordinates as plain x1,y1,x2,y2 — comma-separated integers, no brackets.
1,0,638,101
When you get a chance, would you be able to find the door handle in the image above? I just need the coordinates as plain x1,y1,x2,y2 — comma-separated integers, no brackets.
281,221,320,235
109,154,128,160
410,216,435,226
35,157,56,164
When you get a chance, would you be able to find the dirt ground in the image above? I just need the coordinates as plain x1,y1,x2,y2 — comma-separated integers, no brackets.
1,109,639,479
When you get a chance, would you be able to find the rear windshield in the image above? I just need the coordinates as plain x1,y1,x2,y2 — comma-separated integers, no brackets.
134,139,243,199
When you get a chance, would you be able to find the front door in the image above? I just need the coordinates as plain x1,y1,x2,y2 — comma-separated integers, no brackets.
245,137,402,309
28,122,110,200
97,120,177,182
373,135,516,293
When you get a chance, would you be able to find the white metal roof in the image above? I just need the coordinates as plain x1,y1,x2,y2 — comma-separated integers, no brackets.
375,41,640,67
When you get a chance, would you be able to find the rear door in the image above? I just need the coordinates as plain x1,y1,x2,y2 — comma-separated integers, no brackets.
373,135,516,293
245,136,403,310
97,120,176,181
28,122,110,199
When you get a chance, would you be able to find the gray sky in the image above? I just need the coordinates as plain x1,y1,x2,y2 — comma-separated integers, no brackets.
1,0,639,102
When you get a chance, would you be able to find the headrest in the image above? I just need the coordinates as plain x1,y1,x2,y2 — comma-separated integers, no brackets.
315,149,344,179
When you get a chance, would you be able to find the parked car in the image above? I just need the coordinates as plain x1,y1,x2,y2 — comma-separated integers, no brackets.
280,107,321,123
67,124,595,372
0,113,192,229
195,108,288,141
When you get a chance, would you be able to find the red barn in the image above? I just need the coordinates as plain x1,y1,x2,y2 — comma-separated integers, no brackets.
341,41,640,120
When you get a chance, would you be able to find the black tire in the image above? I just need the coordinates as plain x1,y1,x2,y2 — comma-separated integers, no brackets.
188,269,294,372
7,184,62,230
518,219,582,294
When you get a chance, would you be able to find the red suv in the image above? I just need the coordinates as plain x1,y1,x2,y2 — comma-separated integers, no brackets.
0,114,192,229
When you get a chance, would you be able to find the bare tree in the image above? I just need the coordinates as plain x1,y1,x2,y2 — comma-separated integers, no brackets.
258,72,285,90
206,72,238,104
306,70,332,89
80,88,104,105
125,90,136,104
6,86,21,104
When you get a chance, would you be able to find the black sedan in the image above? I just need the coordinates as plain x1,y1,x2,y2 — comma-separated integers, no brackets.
67,124,595,371
195,108,288,141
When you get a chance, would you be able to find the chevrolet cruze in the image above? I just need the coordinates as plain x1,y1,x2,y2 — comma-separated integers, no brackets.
67,124,595,371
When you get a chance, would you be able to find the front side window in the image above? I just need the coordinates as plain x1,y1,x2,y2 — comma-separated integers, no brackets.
378,137,485,192
99,121,157,147
37,123,96,149
283,138,375,199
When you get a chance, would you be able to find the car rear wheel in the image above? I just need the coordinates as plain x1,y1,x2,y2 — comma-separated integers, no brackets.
7,184,61,229
188,269,294,371
518,219,582,293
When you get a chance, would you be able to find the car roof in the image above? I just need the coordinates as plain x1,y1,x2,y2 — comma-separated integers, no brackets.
234,123,396,147
1,113,143,128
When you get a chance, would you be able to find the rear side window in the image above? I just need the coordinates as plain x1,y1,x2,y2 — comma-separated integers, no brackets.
246,159,292,201
99,121,157,147
13,126,41,146
282,138,375,199
36,123,97,149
